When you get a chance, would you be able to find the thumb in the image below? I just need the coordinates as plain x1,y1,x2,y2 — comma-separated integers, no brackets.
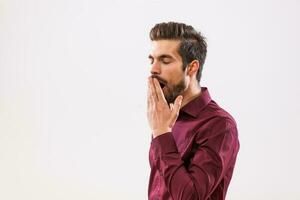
174,95,183,111
170,95,183,122
169,103,174,111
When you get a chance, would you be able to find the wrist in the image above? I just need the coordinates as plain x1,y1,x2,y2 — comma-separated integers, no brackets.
152,127,171,138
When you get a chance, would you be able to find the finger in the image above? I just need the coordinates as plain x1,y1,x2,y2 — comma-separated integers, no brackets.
148,78,154,103
149,77,158,101
169,103,174,111
148,78,157,112
153,78,166,103
147,79,151,108
173,95,183,113
170,95,183,121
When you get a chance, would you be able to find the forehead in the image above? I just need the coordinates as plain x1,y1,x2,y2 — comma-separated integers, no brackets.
150,40,181,60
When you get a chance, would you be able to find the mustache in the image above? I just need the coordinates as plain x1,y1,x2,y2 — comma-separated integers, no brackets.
151,75,167,85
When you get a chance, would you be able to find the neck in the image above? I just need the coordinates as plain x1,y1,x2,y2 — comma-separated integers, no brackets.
181,81,202,108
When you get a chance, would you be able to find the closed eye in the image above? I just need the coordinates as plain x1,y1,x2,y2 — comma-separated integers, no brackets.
148,54,174,65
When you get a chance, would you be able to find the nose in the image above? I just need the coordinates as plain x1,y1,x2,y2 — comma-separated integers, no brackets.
150,61,161,75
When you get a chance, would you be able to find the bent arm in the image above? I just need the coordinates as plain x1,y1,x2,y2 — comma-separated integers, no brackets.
150,121,239,199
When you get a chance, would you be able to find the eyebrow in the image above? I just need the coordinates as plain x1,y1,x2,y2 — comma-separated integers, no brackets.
148,54,174,60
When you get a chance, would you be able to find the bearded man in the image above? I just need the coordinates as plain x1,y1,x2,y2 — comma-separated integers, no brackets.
147,22,240,200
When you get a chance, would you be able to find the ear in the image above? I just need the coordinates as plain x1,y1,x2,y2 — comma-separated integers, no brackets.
187,60,200,77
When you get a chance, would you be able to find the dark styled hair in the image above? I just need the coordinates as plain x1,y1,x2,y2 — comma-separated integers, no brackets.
150,22,207,82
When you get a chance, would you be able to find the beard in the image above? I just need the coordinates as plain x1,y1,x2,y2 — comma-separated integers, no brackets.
163,77,187,104
151,74,187,104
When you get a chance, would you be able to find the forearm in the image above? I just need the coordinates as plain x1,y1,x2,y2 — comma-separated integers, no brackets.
150,133,212,199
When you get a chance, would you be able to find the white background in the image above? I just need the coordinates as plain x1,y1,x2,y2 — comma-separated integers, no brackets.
0,0,299,199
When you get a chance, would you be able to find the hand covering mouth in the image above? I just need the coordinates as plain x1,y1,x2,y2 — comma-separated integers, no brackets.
156,78,167,89
151,75,167,89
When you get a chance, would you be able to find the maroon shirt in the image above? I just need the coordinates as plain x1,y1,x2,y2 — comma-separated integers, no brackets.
148,87,239,200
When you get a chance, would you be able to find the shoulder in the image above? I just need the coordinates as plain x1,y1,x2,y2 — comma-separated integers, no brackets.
199,100,238,138
206,99,236,125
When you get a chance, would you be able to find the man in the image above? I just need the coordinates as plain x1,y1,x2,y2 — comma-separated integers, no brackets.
147,22,240,200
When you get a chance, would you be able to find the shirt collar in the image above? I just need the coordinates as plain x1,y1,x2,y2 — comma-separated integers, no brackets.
180,87,212,118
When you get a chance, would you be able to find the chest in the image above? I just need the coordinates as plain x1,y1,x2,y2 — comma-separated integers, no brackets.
172,119,206,160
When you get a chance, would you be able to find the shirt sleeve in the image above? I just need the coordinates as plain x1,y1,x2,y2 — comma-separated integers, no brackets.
150,118,239,199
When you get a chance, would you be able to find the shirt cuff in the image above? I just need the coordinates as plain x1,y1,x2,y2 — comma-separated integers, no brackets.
151,132,179,159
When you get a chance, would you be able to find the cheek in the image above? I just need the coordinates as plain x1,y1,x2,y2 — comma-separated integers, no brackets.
171,71,185,84
162,64,184,83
